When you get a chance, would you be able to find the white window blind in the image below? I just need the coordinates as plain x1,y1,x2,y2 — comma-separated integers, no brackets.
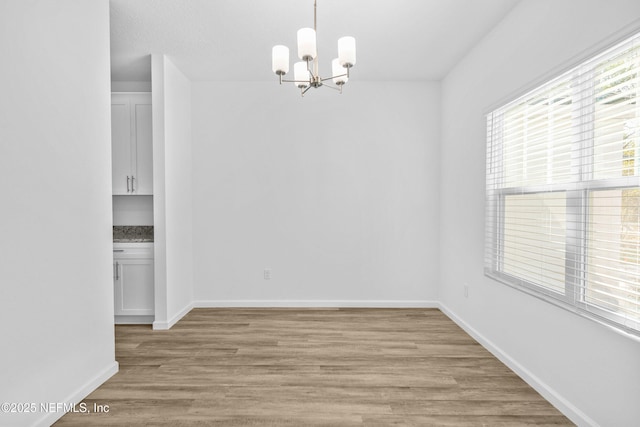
486,31,640,337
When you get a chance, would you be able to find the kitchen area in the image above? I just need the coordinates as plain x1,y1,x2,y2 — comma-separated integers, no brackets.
108,55,195,332
111,91,155,325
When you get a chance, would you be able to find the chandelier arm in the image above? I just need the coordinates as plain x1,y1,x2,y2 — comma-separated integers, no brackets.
322,84,342,92
306,59,315,79
319,73,348,82
281,78,313,84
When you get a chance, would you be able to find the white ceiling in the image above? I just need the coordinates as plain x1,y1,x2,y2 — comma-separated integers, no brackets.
110,0,520,82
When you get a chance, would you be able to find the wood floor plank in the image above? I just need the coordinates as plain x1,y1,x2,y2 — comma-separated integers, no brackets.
55,308,574,426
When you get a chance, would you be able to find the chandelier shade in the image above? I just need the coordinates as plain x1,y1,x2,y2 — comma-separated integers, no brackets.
294,62,309,88
338,36,356,67
297,28,317,60
271,0,356,96
271,45,290,75
332,59,347,85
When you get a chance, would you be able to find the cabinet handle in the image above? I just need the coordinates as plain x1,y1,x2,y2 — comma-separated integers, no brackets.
113,249,124,252
113,263,116,279
126,176,130,192
131,176,135,192
115,262,120,280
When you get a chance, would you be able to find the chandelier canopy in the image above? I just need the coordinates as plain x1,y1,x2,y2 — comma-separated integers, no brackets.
271,0,356,96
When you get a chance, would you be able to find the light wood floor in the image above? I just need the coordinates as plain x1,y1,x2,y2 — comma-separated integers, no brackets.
55,308,573,426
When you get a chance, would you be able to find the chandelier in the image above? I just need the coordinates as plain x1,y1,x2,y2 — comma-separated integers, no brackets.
271,0,356,96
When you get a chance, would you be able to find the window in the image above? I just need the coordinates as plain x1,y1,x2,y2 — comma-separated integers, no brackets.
485,32,640,336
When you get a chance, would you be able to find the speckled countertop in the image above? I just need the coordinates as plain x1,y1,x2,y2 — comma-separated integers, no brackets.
113,226,154,242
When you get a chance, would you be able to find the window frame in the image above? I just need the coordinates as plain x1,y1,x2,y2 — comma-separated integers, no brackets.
485,32,640,338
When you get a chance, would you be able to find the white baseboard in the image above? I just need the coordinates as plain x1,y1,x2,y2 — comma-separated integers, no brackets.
35,361,119,427
148,299,436,328
115,315,154,325
153,301,194,330
193,299,439,308
437,302,597,427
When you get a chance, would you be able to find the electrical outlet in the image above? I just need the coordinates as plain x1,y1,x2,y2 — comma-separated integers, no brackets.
464,283,469,298
264,268,272,280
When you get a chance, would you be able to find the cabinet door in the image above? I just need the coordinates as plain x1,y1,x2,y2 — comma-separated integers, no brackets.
114,259,154,316
111,94,132,195
131,94,153,195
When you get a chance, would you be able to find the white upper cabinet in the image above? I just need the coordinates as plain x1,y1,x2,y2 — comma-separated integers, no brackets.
111,96,131,194
111,93,153,195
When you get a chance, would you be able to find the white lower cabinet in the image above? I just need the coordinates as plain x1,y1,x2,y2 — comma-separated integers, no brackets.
113,243,154,324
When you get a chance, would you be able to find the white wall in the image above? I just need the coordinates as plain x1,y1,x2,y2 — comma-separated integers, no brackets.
112,195,154,225
0,1,116,426
111,81,151,92
191,82,440,306
439,1,640,425
152,55,194,328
